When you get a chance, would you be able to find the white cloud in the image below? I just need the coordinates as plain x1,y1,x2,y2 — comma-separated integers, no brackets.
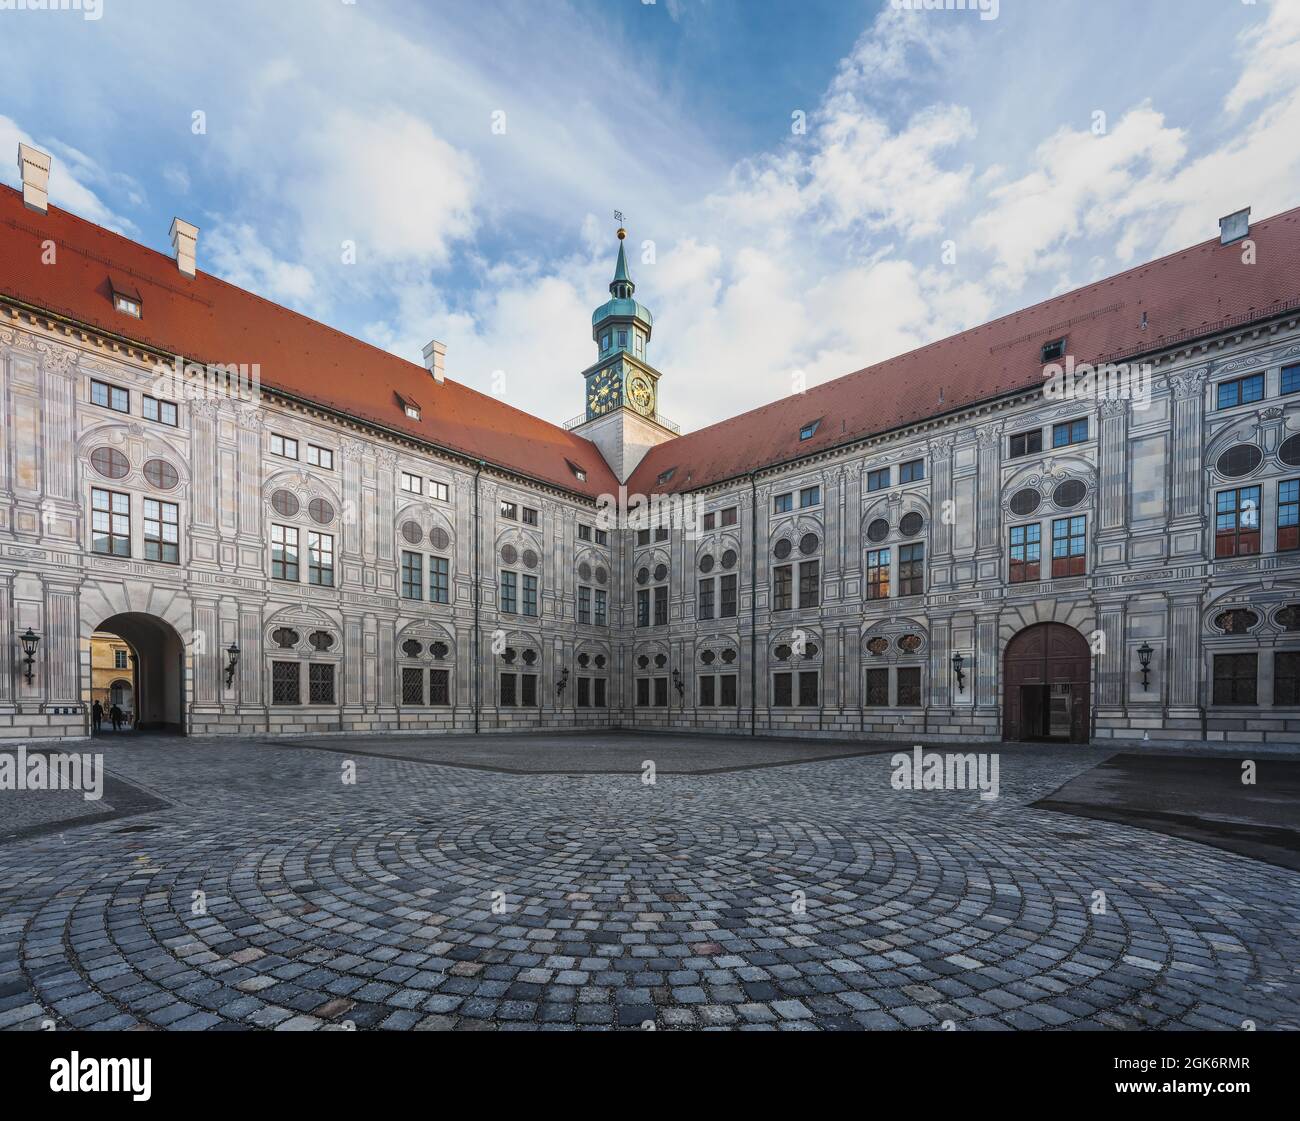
205,222,317,308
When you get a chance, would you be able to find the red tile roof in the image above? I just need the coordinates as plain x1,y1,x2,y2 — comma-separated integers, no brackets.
0,184,618,498
628,205,1300,495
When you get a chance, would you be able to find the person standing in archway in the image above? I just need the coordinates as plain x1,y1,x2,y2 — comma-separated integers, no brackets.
109,703,123,732
92,701,103,734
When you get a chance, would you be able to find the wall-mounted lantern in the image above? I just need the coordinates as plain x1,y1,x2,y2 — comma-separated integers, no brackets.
20,628,40,684
224,643,240,688
556,667,570,697
671,668,684,699
951,651,967,695
1137,642,1154,691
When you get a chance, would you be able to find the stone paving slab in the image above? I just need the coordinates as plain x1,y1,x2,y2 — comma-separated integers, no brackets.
0,734,1296,1032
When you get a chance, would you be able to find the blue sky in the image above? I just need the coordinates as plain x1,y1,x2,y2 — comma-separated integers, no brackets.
2,0,1298,431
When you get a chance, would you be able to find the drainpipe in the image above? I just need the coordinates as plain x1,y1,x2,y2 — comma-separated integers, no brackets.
473,461,483,734
749,472,757,737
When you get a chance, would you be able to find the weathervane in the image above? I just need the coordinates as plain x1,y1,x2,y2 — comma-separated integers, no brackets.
614,210,626,240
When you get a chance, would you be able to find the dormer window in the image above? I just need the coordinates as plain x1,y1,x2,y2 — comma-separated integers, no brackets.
566,459,587,483
1040,337,1066,363
657,467,676,486
109,276,142,318
395,392,422,420
800,418,822,441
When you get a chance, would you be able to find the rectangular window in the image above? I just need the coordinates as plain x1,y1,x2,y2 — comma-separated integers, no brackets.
653,585,668,626
1052,418,1088,447
798,560,820,608
577,677,591,707
500,570,517,614
637,678,650,707
1274,652,1300,706
499,673,517,707
306,444,333,470
798,671,819,706
430,668,450,706
720,574,738,618
521,674,538,707
653,677,668,707
1279,480,1300,552
1009,524,1041,583
90,379,129,413
897,667,922,706
1008,429,1042,458
142,395,178,426
720,675,737,706
1050,516,1087,578
1215,487,1260,558
595,589,608,626
900,459,924,483
698,675,716,707
522,507,538,526
1217,373,1264,409
702,513,716,531
522,574,538,617
721,507,737,527
1213,653,1258,706
773,492,793,513
773,672,793,707
401,472,422,494
698,578,715,620
309,664,335,705
1282,364,1300,397
272,662,300,705
773,565,793,611
637,529,651,546
865,667,889,707
799,486,821,508
637,589,650,627
142,498,179,564
114,650,128,669
867,468,890,492
500,501,517,520
578,585,592,625
91,488,131,557
430,481,450,502
578,523,592,541
271,433,298,460
429,556,449,603
308,531,335,586
401,551,423,599
866,548,890,599
594,679,607,708
595,529,608,546
898,543,924,596
655,526,669,542
271,524,299,581
402,667,424,705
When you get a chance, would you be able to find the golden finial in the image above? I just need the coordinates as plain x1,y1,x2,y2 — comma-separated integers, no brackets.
617,227,626,240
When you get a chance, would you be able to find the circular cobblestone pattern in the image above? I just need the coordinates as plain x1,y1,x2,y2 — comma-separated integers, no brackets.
0,738,1296,1031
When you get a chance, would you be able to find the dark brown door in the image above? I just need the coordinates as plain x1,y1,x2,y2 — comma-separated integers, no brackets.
1003,623,1090,742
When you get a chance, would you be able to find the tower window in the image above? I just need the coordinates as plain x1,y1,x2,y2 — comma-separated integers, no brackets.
1040,337,1066,363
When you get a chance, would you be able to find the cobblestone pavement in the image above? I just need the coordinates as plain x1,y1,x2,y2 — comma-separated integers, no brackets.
0,735,1297,1031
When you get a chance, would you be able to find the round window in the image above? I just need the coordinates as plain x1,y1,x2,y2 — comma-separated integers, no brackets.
271,490,299,518
636,567,649,585
578,561,592,581
867,519,889,542
774,539,792,559
430,527,450,551
1009,489,1041,516
143,458,179,489
1280,435,1300,467
523,549,539,569
91,447,129,479
309,499,334,524
899,512,924,536
699,554,715,573
401,520,423,544
653,564,668,582
799,533,819,555
595,566,608,585
1217,445,1262,478
721,549,737,569
500,544,517,565
1052,480,1087,508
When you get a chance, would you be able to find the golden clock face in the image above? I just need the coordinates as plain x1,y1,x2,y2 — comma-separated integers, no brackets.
587,367,619,416
628,375,653,412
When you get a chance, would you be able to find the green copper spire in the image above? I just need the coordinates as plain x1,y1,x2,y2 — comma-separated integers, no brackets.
591,227,653,357
610,236,634,299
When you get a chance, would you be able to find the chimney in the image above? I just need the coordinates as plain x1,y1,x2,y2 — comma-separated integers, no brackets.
1219,207,1250,245
17,143,51,214
169,217,199,277
422,339,447,384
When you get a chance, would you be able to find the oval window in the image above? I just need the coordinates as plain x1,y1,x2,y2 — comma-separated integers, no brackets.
866,519,889,543
1280,435,1300,467
1052,480,1087,508
271,490,299,518
91,447,130,479
1009,489,1041,516
143,458,179,489
899,512,924,536
1217,445,1262,478
309,499,334,524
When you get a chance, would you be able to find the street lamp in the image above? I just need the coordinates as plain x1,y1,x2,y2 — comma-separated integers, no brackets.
19,628,39,684
951,651,967,695
1137,641,1154,692
671,668,684,699
224,643,240,688
556,667,570,697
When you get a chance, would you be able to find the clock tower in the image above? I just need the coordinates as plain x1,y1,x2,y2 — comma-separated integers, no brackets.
570,228,677,482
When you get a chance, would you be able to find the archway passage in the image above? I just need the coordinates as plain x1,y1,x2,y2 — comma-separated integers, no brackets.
93,613,187,734
1003,623,1090,743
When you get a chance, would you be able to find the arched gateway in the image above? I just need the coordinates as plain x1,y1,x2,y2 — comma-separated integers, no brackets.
92,613,187,733
1002,623,1090,743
